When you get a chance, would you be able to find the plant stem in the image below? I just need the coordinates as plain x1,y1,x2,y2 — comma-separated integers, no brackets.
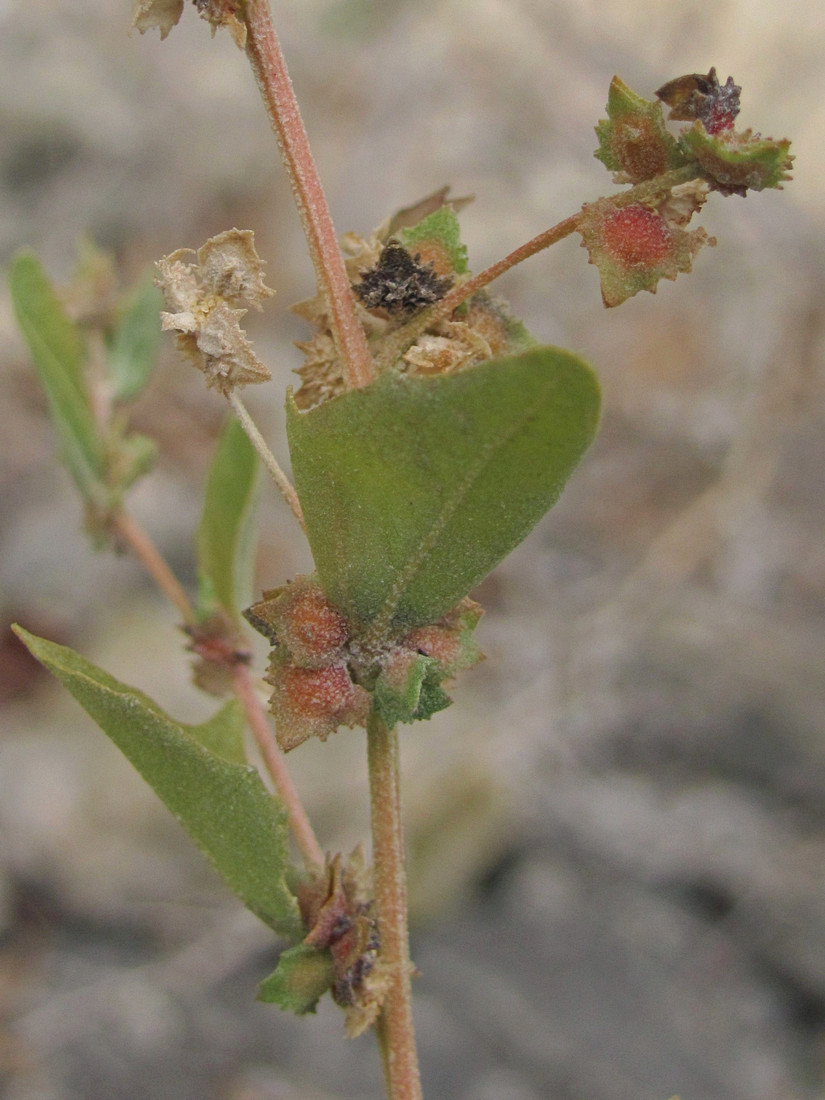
227,391,305,529
109,509,196,625
243,0,374,390
366,713,422,1100
232,663,325,870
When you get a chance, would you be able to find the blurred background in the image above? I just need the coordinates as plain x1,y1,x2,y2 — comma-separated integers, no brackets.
2,1,824,1097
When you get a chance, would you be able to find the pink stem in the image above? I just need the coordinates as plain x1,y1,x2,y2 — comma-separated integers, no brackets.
233,664,325,870
367,713,422,1100
243,0,375,390
110,509,195,625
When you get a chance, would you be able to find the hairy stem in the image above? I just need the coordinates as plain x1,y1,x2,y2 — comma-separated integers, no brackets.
228,391,304,529
367,713,422,1100
243,0,374,390
232,664,324,870
437,212,583,320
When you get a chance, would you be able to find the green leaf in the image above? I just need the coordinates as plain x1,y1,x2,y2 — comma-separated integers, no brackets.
9,252,105,500
13,627,301,938
185,697,248,764
257,943,335,1013
196,417,260,619
287,347,600,636
107,271,163,402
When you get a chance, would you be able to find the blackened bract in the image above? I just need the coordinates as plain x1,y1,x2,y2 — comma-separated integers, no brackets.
354,240,453,317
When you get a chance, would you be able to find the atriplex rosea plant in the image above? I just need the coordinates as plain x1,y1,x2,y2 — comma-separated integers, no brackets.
9,3,793,1097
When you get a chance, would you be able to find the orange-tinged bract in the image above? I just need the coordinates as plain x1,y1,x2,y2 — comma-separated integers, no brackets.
282,665,355,718
579,195,713,307
252,575,352,666
267,663,371,752
286,591,350,659
244,576,484,749
594,75,687,184
600,206,673,269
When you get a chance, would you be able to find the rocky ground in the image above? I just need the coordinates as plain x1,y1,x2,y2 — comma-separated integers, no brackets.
1,1,824,1097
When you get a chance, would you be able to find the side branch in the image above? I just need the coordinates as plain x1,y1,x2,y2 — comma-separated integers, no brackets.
243,0,374,390
110,509,195,625
228,391,305,530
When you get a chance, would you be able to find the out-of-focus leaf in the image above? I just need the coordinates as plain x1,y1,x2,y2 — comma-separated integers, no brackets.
108,424,157,494
107,271,163,401
287,347,600,637
196,417,260,618
13,627,301,939
9,252,105,500
257,943,335,1013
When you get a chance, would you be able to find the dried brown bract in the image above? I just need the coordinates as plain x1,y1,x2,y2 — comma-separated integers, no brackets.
155,228,275,395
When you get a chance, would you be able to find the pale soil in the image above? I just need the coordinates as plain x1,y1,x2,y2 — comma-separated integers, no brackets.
1,2,824,1098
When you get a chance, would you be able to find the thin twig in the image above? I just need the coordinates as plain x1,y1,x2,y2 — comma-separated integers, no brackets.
227,391,305,529
243,0,374,390
437,211,583,320
367,713,422,1100
109,509,195,624
232,664,325,870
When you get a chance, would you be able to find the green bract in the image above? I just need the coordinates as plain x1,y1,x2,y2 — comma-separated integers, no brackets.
678,123,794,194
396,205,469,275
595,75,688,183
258,944,336,1014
